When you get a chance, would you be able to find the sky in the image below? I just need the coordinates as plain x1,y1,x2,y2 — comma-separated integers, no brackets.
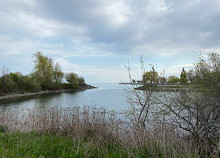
0,0,220,83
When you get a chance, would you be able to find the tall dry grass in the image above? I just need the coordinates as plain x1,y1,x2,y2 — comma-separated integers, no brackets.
0,106,216,157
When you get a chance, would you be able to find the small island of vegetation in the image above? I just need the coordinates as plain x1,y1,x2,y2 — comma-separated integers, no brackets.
0,52,95,99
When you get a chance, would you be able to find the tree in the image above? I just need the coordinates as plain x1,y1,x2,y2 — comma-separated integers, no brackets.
186,70,194,83
0,74,14,93
78,77,85,86
53,62,64,84
142,68,159,85
180,68,188,84
167,76,179,84
158,76,167,84
188,53,220,96
128,54,219,156
158,53,220,154
32,52,54,89
127,57,159,129
65,73,79,88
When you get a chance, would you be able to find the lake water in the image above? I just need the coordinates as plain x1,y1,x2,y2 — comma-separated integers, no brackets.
0,83,179,132
0,83,134,112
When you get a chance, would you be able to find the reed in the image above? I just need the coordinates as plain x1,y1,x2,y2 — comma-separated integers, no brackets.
0,107,217,157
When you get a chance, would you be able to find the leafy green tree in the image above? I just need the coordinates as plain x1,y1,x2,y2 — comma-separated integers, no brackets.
180,68,188,84
143,69,159,85
78,77,85,86
189,53,220,96
0,52,87,93
53,62,64,84
20,75,41,92
0,71,41,93
0,74,14,93
32,52,54,89
167,76,179,84
10,72,22,83
65,73,79,88
10,72,24,92
158,77,167,84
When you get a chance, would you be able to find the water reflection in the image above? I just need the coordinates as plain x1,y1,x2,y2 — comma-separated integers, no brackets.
0,83,132,112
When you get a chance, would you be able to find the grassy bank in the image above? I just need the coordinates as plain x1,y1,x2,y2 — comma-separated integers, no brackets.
0,129,195,158
0,131,132,158
0,107,204,158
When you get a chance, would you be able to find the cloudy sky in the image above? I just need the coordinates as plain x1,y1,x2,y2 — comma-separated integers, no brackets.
0,0,220,83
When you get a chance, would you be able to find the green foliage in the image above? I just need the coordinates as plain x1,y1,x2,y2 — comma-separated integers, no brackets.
159,53,220,154
180,68,188,84
0,132,131,158
19,75,41,92
0,131,195,158
0,52,86,94
0,72,41,93
0,132,74,157
32,52,82,90
33,52,54,89
65,73,80,88
188,53,220,96
143,70,159,85
0,74,14,93
78,77,85,86
53,62,64,84
158,77,166,84
167,76,179,84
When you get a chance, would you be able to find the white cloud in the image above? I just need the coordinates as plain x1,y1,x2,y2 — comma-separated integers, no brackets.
1,0,220,82
145,0,172,16
0,35,39,55
99,0,131,28
54,57,128,83
17,12,57,37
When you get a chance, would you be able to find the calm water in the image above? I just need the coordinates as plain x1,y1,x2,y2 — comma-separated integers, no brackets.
0,83,133,112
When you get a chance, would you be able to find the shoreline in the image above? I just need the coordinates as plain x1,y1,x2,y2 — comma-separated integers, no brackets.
0,85,96,101
134,85,191,92
119,82,143,85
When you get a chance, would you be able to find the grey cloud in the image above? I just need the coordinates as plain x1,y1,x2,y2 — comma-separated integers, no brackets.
1,0,220,56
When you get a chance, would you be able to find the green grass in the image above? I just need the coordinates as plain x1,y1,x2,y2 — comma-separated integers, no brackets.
0,131,134,158
0,131,198,158
0,107,201,158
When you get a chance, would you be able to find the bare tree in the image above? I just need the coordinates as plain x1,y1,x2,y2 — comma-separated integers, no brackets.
126,56,159,129
157,53,220,154
127,53,220,155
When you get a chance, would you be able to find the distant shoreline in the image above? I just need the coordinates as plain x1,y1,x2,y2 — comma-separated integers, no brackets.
0,85,96,101
119,82,143,85
134,84,193,92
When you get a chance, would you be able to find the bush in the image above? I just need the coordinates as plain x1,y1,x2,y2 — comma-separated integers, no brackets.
0,73,41,93
21,76,41,92
65,73,80,89
0,74,14,93
158,53,220,155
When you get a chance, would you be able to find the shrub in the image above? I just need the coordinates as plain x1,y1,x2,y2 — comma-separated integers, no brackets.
0,74,14,93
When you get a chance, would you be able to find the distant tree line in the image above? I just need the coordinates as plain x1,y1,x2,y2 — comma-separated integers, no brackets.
140,54,219,87
141,67,189,85
0,52,85,94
